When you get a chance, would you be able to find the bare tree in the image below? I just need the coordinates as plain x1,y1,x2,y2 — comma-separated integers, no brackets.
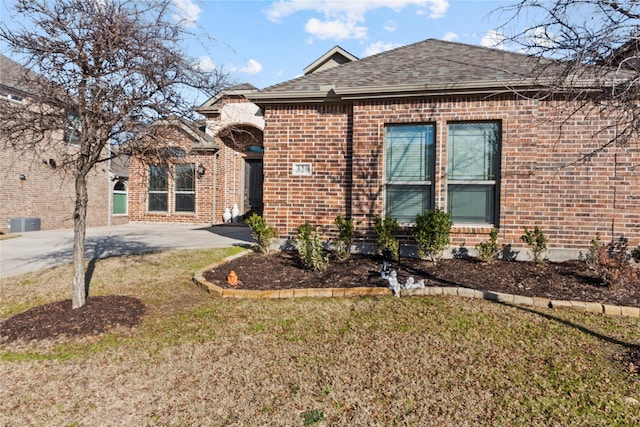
497,0,640,151
0,0,226,308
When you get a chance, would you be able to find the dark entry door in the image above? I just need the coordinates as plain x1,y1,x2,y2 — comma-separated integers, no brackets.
245,159,264,216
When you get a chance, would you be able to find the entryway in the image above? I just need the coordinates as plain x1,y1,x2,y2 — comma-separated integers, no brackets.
244,158,263,217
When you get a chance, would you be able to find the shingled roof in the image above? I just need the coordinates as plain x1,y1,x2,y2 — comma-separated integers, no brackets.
0,53,33,96
249,38,550,103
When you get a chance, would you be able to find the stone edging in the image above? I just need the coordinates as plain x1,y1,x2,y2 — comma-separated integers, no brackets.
193,250,640,318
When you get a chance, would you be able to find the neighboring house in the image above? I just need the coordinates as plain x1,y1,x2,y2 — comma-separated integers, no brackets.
0,54,111,233
109,144,129,225
244,39,640,258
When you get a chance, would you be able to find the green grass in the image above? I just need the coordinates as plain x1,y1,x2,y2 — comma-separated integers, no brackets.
1,247,639,425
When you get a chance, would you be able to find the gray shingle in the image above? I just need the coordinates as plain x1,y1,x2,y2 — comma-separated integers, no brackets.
254,39,543,98
0,53,33,95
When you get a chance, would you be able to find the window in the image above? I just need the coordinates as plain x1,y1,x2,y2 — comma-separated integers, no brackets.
174,164,195,212
112,181,127,215
148,165,168,212
64,112,81,145
385,124,435,223
0,92,24,102
447,122,500,225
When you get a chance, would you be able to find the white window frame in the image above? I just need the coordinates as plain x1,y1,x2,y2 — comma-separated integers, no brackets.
112,181,128,215
384,123,435,224
447,121,501,226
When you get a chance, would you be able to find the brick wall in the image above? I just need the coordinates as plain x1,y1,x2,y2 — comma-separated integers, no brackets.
262,104,352,238
128,118,265,226
128,128,216,225
0,145,110,233
261,95,640,252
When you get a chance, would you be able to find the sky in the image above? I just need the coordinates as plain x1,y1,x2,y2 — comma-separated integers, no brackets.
182,0,518,90
1,0,525,99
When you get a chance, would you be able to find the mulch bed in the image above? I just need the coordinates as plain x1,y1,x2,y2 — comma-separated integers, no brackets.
205,251,640,307
0,295,145,344
2,251,638,356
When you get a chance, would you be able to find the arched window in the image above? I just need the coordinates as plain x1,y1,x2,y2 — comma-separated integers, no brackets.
113,180,128,215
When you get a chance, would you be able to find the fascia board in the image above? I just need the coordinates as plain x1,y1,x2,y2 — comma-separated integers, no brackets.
247,77,611,104
247,90,334,104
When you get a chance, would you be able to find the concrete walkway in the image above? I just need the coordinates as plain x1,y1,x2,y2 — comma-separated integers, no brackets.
0,223,252,278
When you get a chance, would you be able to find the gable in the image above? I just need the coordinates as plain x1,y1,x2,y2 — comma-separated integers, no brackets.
303,46,358,75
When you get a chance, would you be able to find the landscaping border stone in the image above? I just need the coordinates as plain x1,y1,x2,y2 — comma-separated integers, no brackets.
193,250,640,318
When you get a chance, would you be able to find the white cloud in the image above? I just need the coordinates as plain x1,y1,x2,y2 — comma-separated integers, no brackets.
526,27,556,49
422,0,448,18
265,1,449,41
305,17,367,40
172,0,201,27
198,56,217,72
480,30,506,49
442,31,458,42
384,20,397,32
230,59,263,75
363,41,402,57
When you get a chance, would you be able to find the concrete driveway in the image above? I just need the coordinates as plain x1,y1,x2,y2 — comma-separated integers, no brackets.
0,223,252,278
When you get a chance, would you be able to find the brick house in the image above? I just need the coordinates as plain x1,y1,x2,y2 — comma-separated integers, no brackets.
244,39,640,259
0,54,112,233
128,85,264,225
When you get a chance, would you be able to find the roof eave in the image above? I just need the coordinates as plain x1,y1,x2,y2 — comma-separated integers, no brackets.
249,77,610,104
247,89,337,105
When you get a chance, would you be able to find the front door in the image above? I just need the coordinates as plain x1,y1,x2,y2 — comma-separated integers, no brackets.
245,159,264,216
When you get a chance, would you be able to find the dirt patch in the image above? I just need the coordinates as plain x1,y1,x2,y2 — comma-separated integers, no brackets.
205,251,640,307
0,295,145,344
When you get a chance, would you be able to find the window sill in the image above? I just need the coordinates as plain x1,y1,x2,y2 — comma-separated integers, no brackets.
452,224,495,234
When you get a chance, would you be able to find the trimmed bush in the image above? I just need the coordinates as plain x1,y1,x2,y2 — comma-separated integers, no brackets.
521,226,548,264
475,228,502,263
413,208,452,263
373,216,399,258
244,213,277,254
333,215,357,261
295,222,328,272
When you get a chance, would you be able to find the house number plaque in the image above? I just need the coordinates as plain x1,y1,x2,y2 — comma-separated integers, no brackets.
291,163,312,176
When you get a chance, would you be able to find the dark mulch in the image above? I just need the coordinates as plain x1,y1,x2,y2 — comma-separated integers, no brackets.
2,252,638,372
0,295,145,344
205,251,640,307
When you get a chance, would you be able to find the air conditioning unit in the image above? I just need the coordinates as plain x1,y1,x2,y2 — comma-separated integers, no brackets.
8,217,41,233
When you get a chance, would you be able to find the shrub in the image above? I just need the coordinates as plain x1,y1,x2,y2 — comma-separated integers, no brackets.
333,215,357,261
295,222,328,272
244,213,277,254
373,216,399,258
521,226,548,264
413,208,453,263
584,234,637,287
475,228,502,263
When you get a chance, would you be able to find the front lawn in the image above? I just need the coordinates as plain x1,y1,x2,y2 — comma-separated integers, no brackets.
0,248,638,425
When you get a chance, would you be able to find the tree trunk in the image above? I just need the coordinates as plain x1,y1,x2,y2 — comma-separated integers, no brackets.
72,172,88,309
